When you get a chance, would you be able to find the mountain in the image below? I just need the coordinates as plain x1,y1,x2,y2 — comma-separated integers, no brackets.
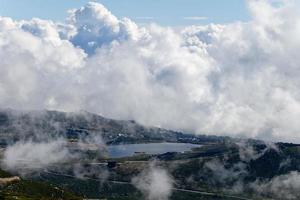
0,109,228,145
0,109,300,200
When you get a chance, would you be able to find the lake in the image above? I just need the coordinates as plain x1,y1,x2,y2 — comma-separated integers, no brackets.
107,142,201,158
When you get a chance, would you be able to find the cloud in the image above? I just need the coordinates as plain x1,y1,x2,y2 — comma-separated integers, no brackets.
67,2,149,55
0,1,299,143
200,141,300,199
1,139,69,172
132,162,174,200
251,171,300,199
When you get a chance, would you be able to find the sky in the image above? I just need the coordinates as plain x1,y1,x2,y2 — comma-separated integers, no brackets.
0,0,250,26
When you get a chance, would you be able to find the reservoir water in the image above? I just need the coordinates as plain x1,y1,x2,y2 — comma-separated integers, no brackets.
107,142,201,158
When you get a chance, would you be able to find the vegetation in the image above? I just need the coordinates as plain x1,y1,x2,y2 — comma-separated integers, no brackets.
0,110,300,199
0,169,82,200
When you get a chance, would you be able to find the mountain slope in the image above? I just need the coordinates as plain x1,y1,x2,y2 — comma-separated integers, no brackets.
0,109,227,145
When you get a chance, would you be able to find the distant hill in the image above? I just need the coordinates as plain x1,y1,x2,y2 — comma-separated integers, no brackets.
0,109,228,145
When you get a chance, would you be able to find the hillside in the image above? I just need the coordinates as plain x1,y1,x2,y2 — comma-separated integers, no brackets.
0,169,82,200
0,109,227,145
0,110,299,199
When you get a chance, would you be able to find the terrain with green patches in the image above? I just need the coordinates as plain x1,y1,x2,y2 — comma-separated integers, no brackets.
0,110,299,200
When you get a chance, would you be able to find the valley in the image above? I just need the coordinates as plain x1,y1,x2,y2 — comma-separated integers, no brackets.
0,110,299,199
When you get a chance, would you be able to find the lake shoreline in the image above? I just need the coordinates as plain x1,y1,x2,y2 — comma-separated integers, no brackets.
107,142,202,158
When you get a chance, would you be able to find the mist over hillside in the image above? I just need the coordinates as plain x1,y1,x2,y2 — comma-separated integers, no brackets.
0,108,227,145
0,109,299,199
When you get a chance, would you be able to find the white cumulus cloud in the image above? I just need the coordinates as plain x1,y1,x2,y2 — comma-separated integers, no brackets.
0,0,300,143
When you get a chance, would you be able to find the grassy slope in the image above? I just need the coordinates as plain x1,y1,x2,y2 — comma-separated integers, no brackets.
0,169,82,200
